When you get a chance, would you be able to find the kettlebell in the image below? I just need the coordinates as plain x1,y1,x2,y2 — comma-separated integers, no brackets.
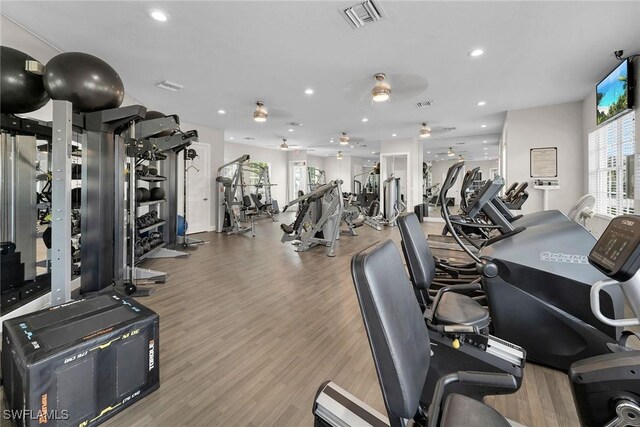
136,164,149,176
134,241,144,257
147,166,158,176
141,238,151,252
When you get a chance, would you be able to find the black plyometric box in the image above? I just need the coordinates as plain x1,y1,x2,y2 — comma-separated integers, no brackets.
2,262,25,293
2,293,160,427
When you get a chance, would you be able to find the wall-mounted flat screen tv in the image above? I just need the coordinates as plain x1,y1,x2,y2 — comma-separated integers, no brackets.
597,59,634,125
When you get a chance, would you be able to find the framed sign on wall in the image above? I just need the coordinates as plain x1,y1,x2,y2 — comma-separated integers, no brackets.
530,147,557,178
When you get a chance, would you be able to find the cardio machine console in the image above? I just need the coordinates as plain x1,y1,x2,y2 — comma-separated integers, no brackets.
589,215,640,282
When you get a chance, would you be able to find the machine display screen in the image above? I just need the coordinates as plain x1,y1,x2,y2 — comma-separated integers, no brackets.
589,216,640,279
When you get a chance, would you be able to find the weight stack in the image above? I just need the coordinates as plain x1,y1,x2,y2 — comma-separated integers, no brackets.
2,293,160,427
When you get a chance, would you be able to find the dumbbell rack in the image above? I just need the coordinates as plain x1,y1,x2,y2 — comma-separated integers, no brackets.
125,155,187,287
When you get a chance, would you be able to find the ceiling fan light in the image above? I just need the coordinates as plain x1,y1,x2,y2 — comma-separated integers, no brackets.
253,101,268,122
280,139,288,150
419,122,431,138
339,132,349,145
337,151,344,160
371,73,391,102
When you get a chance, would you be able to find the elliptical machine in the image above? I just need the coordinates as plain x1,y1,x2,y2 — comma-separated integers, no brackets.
441,160,624,370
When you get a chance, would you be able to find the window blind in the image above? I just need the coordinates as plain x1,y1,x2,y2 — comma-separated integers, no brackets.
588,111,636,216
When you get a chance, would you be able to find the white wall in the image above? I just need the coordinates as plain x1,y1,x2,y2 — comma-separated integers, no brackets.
307,155,325,170
224,142,288,205
502,102,583,215
324,156,352,193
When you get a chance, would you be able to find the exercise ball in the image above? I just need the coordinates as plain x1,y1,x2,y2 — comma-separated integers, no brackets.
1,46,50,114
145,110,173,137
177,215,188,236
43,52,124,112
149,187,165,201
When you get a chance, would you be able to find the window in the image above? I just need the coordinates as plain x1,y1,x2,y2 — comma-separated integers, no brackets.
588,111,635,216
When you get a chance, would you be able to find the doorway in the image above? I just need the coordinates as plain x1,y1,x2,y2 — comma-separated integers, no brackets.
184,142,211,234
290,160,307,202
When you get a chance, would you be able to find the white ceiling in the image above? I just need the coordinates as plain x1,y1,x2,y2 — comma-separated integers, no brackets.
2,1,639,161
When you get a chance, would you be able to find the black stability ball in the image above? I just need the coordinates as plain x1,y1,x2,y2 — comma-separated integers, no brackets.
145,110,173,137
149,187,165,201
1,46,50,114
43,52,124,113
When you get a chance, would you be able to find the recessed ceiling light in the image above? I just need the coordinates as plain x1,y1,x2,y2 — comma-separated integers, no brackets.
483,140,488,143
305,88,314,95
435,154,439,157
350,145,354,148
330,139,334,142
477,101,486,106
362,118,368,122
481,124,487,128
392,133,397,137
484,147,488,150
288,128,294,132
468,48,485,57
229,137,234,140
217,109,226,114
427,151,431,154
371,151,376,154
150,10,169,22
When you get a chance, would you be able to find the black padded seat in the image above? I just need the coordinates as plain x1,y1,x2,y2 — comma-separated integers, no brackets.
434,292,490,327
440,394,510,427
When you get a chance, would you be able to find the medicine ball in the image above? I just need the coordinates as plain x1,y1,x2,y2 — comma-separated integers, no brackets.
71,187,82,209
149,187,165,201
137,187,150,202
1,46,50,114
145,110,173,137
43,52,124,113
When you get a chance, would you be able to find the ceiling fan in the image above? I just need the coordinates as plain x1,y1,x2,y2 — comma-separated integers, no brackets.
341,72,429,103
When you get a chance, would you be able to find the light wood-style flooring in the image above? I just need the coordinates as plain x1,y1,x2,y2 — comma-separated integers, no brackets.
2,214,581,426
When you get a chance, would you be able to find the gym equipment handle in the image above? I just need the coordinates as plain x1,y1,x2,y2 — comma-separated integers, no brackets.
591,279,640,327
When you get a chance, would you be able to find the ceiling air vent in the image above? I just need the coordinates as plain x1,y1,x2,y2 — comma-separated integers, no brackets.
156,80,185,92
340,0,386,29
442,127,457,133
243,137,255,140
416,100,435,108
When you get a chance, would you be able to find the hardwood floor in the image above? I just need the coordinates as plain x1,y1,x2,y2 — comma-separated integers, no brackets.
2,214,581,426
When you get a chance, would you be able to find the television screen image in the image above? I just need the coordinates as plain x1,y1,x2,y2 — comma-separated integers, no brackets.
597,59,632,125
